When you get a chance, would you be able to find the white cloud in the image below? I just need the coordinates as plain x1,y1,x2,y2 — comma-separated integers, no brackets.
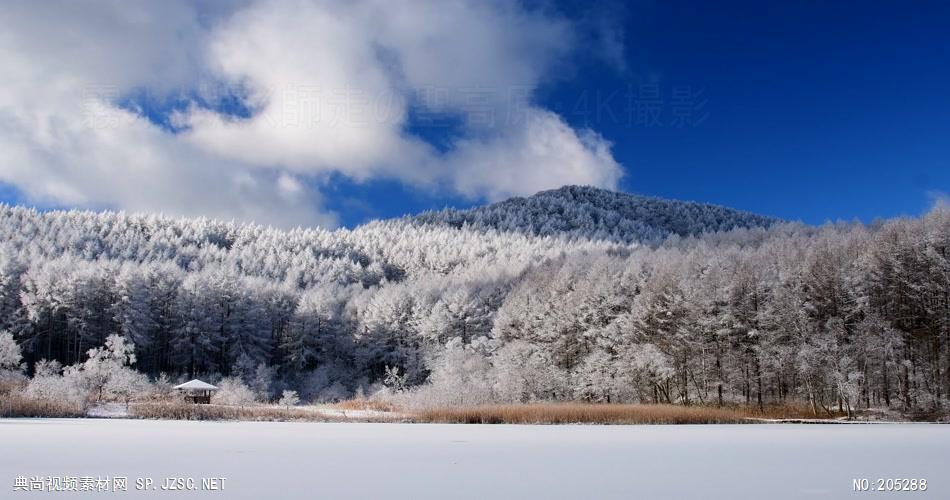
448,109,623,201
0,0,624,228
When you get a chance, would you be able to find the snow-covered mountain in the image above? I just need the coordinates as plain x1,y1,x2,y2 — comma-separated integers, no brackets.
3,186,945,414
410,185,779,243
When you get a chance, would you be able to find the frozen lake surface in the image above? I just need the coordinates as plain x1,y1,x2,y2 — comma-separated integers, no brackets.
1,419,947,499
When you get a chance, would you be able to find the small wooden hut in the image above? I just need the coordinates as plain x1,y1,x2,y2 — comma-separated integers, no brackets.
174,379,218,404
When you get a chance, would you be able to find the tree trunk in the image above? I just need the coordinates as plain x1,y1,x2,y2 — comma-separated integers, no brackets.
755,358,764,411
882,357,890,407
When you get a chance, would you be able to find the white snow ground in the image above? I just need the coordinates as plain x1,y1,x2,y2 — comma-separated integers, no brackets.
0,420,947,499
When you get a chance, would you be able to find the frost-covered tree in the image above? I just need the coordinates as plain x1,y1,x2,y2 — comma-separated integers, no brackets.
278,390,300,408
78,334,137,402
422,339,494,406
106,368,151,409
0,330,26,392
250,363,277,402
212,377,256,406
0,330,23,373
24,359,87,407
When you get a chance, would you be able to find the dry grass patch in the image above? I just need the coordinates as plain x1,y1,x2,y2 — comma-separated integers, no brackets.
411,403,750,425
331,398,399,412
0,377,27,396
130,403,345,422
735,403,847,420
0,394,86,418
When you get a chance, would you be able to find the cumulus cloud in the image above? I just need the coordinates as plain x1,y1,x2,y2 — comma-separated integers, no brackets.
448,109,622,201
0,0,624,227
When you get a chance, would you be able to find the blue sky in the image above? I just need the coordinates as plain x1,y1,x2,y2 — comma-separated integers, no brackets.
542,0,950,225
1,1,947,228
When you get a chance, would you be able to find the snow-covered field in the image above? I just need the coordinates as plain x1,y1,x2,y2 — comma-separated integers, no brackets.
1,420,947,499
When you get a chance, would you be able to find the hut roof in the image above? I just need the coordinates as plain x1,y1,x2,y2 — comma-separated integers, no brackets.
174,379,219,391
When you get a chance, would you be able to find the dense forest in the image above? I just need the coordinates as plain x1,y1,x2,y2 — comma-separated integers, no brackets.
412,185,779,243
0,187,947,415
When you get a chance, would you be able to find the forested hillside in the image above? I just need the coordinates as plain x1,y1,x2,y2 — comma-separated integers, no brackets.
411,185,780,242
0,189,947,416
